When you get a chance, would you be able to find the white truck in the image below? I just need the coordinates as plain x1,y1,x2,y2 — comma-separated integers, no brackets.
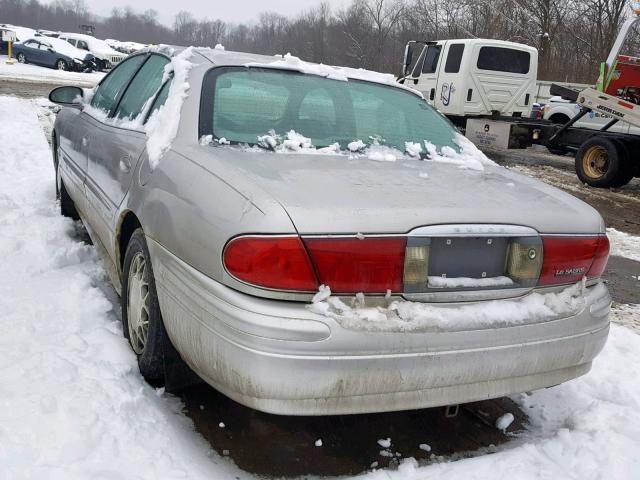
400,39,538,127
399,18,640,188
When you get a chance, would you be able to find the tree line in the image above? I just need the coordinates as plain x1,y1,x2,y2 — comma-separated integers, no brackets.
1,0,638,82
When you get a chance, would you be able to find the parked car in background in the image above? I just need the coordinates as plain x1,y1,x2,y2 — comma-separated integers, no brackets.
58,32,126,70
0,23,37,54
49,47,610,416
105,38,147,55
13,36,95,71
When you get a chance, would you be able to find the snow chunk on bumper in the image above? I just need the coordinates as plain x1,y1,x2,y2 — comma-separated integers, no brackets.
308,282,609,332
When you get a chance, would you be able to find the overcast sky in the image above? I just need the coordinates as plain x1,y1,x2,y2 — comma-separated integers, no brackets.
63,0,349,27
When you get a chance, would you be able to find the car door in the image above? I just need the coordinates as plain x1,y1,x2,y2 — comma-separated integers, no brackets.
84,53,169,252
22,40,42,64
415,43,444,105
37,41,55,67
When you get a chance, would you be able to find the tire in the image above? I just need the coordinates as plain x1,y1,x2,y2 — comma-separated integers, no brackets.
17,53,26,64
122,228,166,382
56,59,67,70
575,137,631,188
55,154,80,220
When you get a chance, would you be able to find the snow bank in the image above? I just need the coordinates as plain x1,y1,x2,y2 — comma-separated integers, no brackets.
145,47,194,168
0,96,244,479
0,54,104,85
308,281,607,332
607,227,640,262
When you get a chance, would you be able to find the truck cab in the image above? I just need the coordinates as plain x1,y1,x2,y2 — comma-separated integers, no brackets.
400,39,538,126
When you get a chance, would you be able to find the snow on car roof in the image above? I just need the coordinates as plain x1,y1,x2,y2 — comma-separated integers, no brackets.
1,24,37,42
60,32,118,52
192,47,423,97
26,35,89,60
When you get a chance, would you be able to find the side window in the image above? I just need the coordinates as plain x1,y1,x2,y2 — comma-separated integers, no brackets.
78,40,88,50
444,44,465,73
114,54,170,122
410,46,427,78
145,78,172,122
39,43,50,51
477,47,530,74
90,55,146,114
24,40,37,47
422,45,442,74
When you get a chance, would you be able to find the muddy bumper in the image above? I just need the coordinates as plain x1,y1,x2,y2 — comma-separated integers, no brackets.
149,239,610,416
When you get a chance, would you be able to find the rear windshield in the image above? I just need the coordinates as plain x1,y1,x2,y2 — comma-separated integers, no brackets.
199,67,458,152
477,46,530,74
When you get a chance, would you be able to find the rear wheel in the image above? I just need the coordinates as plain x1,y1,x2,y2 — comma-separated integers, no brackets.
56,59,67,70
17,53,26,64
575,137,632,188
55,156,80,220
122,229,166,383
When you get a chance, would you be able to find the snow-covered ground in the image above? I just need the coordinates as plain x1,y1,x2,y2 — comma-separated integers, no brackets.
0,54,103,85
1,95,639,479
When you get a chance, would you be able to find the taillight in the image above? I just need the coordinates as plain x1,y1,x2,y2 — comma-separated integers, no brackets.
303,237,406,293
538,236,609,286
224,236,319,291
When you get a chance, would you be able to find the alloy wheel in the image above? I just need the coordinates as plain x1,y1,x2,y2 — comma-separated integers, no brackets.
127,252,150,355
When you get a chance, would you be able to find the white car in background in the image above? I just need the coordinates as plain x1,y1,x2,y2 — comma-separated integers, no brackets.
543,96,640,135
58,33,126,70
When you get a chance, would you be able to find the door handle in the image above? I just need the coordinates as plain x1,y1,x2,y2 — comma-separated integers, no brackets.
119,155,132,173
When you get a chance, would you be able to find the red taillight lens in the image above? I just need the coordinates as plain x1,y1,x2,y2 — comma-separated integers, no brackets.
303,237,406,293
538,236,609,286
223,236,319,291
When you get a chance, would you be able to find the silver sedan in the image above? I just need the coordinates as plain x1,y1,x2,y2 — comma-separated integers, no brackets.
49,46,611,415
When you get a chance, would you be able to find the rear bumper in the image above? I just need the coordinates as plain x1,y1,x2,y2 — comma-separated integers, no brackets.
148,238,610,416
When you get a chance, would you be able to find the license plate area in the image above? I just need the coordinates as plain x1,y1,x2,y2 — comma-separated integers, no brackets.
429,236,508,279
403,225,542,297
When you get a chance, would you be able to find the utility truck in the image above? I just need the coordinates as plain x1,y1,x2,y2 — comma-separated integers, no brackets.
400,7,640,188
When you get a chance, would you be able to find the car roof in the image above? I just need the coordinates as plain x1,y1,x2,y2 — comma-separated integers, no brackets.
148,45,420,96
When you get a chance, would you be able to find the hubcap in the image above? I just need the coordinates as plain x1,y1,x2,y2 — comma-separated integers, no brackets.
582,146,609,179
57,61,66,70
127,252,150,355
18,54,25,63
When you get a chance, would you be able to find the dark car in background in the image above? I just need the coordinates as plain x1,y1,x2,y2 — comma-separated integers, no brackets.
13,36,95,71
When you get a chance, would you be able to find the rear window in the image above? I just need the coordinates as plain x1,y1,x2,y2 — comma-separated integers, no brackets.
477,47,530,74
200,67,458,153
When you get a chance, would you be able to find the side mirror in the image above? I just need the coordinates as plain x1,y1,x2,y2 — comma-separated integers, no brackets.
49,86,84,107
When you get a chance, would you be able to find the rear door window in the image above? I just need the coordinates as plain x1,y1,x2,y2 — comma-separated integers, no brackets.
444,44,465,73
477,47,530,74
114,54,170,122
145,78,172,123
90,54,146,114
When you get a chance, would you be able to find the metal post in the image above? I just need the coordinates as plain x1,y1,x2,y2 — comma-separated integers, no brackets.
6,40,14,65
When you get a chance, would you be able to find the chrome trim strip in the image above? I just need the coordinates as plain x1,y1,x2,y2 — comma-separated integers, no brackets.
403,287,532,303
408,224,539,237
